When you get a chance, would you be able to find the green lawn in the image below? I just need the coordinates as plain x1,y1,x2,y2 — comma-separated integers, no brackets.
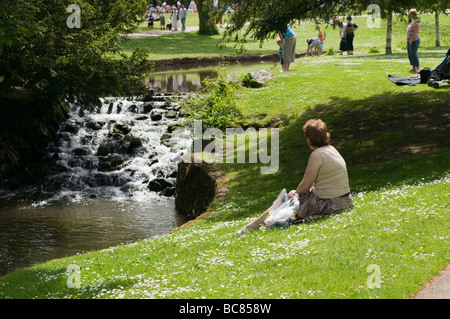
121,14,450,60
0,14,449,299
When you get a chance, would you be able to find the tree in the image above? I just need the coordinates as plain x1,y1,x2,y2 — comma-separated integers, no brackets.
197,0,219,35
229,1,442,55
222,0,364,43
365,0,418,54
417,0,449,46
0,0,152,110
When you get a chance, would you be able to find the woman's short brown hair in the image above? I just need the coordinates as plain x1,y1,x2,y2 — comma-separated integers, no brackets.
303,119,330,148
408,9,418,19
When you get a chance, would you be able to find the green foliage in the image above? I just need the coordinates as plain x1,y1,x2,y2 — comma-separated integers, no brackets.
222,0,366,42
0,0,152,109
196,0,219,35
222,0,445,43
181,69,241,131
239,72,261,88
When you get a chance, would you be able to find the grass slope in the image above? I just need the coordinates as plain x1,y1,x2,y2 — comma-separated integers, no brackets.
0,15,449,299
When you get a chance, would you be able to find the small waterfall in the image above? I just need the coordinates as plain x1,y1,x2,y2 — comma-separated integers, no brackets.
40,94,191,203
0,94,194,276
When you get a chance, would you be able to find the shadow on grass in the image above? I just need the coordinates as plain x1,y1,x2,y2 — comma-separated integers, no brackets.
1,93,448,294
214,90,450,222
338,46,449,61
298,90,450,192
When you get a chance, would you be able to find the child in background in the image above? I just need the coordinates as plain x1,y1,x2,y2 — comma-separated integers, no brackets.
306,38,321,56
317,25,324,55
277,39,284,69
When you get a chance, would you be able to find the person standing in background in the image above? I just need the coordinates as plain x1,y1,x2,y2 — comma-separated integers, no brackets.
277,39,284,69
278,24,297,72
344,16,358,55
335,20,346,55
317,25,324,56
406,9,421,74
179,5,188,31
171,7,179,31
159,4,166,30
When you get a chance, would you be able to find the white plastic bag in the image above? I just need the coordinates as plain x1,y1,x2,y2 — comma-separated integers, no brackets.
264,189,299,227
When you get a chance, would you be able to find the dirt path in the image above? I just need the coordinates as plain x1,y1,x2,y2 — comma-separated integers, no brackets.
121,26,200,39
412,265,450,299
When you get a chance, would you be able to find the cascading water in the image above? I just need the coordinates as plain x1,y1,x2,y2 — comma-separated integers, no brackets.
40,94,191,203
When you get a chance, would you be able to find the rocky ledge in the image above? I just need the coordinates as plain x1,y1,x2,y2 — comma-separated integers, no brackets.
174,154,228,221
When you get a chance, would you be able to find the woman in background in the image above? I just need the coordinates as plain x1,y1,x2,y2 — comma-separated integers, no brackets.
171,7,179,31
278,24,297,72
406,9,421,73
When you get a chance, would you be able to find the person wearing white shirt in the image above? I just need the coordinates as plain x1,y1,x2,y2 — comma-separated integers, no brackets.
179,5,188,31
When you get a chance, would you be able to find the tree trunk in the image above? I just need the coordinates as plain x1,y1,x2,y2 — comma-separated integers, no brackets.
435,11,440,47
197,0,218,35
385,10,393,54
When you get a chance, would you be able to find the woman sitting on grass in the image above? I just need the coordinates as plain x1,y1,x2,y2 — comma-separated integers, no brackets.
236,119,354,235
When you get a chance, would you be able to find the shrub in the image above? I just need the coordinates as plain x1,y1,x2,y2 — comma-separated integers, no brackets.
181,69,242,131
239,72,261,88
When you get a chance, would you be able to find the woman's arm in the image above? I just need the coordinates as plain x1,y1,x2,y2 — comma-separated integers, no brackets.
278,31,284,43
294,151,322,194
411,21,420,44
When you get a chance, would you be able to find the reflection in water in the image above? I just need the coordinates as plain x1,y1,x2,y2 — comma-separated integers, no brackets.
144,70,217,93
143,62,280,93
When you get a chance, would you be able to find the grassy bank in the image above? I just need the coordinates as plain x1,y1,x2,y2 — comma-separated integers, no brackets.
0,15,449,299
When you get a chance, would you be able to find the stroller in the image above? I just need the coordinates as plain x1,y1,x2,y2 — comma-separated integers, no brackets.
426,49,450,88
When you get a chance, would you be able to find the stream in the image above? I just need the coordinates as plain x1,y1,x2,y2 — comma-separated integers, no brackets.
0,62,277,277
0,93,193,277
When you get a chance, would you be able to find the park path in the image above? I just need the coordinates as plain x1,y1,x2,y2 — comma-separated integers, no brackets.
122,25,200,39
123,23,449,300
412,265,450,299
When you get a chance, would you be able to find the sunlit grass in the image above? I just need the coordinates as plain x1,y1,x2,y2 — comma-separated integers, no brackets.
120,14,450,60
0,14,449,300
237,50,449,127
0,174,448,299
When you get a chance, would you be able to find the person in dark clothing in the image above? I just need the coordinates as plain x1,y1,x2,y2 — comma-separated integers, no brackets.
344,16,358,55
